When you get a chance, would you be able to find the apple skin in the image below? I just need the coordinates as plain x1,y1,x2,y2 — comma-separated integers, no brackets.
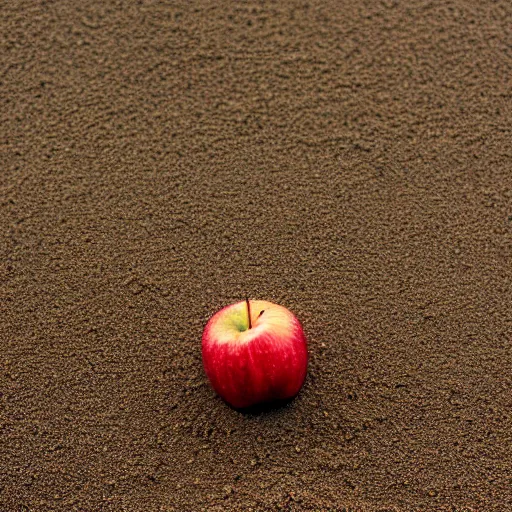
202,300,308,409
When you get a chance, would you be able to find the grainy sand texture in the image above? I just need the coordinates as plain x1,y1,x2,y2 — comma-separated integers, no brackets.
2,1,512,510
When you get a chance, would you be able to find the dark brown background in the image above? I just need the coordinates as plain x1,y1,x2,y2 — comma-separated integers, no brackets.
2,1,512,510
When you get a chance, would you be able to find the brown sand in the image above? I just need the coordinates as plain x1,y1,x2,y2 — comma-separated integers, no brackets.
2,1,512,510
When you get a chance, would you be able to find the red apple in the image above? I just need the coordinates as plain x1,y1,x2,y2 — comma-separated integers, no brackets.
202,299,308,408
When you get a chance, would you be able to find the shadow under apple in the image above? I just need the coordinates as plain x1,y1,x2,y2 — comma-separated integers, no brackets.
228,396,297,416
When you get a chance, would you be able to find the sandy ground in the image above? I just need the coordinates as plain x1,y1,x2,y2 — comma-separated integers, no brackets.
2,1,512,510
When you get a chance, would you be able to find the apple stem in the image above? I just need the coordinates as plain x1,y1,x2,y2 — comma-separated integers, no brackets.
246,297,252,329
